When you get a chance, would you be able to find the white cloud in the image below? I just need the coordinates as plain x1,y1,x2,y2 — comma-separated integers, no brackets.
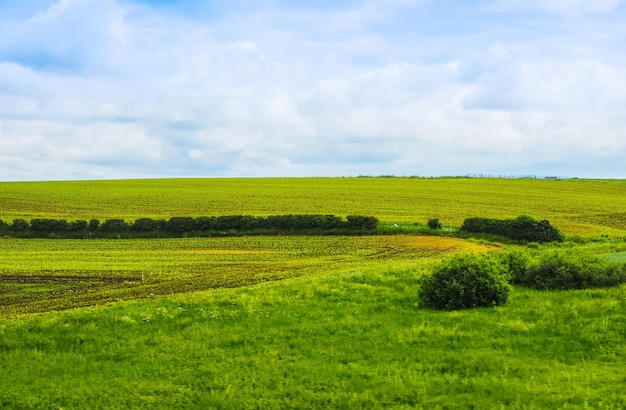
0,0,624,180
488,0,625,16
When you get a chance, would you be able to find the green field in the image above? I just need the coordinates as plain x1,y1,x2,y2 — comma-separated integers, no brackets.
0,235,490,315
2,266,625,409
1,177,625,236
1,177,626,408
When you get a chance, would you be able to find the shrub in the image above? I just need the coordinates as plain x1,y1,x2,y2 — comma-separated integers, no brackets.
460,215,563,243
427,218,442,230
132,218,158,232
315,215,343,229
167,217,197,233
496,250,529,280
195,216,217,231
88,219,100,232
30,219,69,233
418,253,511,310
214,215,258,231
11,219,30,232
100,219,129,233
513,250,626,290
345,215,379,230
69,220,88,232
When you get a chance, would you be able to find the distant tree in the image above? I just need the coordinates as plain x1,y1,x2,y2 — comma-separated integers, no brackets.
166,217,197,233
132,218,158,232
195,216,217,231
214,215,258,231
30,219,54,232
345,216,379,230
11,219,30,232
428,218,442,230
31,219,69,233
69,220,88,232
88,219,100,232
100,219,129,232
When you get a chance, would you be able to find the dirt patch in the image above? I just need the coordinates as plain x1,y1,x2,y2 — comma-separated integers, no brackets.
398,236,500,254
1,275,141,284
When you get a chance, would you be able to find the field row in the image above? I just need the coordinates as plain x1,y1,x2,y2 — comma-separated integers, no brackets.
0,235,494,315
1,178,625,236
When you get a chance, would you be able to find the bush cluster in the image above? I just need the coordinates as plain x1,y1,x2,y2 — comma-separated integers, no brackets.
419,249,626,311
427,218,442,230
506,250,626,290
0,214,379,238
460,215,563,243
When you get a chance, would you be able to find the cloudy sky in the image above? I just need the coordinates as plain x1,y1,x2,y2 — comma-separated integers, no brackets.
0,0,625,180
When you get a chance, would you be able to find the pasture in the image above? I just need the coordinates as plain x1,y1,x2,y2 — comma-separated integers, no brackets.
1,260,625,408
1,177,626,408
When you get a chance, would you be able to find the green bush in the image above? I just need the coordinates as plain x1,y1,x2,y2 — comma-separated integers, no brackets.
166,217,197,233
427,218,442,230
100,219,129,233
496,250,530,280
345,215,378,230
69,220,88,232
88,219,100,232
11,219,30,232
419,253,511,310
512,251,626,290
460,215,563,243
132,218,159,232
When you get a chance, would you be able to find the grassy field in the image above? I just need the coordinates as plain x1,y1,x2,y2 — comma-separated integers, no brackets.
1,177,626,408
1,177,625,236
1,262,625,408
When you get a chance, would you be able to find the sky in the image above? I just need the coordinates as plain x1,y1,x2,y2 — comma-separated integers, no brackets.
0,0,625,181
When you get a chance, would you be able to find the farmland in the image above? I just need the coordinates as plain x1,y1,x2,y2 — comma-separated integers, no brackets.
1,177,625,236
1,177,626,408
0,235,492,315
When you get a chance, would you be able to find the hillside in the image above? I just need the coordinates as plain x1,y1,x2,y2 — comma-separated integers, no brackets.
1,177,625,236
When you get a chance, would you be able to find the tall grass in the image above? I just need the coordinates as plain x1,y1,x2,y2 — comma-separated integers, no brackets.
1,266,625,408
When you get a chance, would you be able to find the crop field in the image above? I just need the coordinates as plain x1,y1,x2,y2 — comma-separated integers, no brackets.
1,177,625,236
1,177,626,408
0,235,493,315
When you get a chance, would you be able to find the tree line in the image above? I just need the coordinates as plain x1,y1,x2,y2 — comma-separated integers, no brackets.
0,215,379,238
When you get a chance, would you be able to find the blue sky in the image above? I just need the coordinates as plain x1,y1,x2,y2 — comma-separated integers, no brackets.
0,0,625,180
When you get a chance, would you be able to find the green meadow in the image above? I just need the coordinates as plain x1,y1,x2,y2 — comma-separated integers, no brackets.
1,177,626,409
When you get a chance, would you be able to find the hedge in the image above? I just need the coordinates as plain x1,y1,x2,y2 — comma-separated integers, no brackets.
0,215,379,238
460,215,563,243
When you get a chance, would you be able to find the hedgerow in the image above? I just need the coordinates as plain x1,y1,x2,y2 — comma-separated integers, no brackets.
509,250,626,290
460,215,563,243
0,214,379,238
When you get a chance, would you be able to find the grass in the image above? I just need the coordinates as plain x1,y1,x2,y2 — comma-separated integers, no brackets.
1,265,625,408
603,251,626,263
0,177,625,236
